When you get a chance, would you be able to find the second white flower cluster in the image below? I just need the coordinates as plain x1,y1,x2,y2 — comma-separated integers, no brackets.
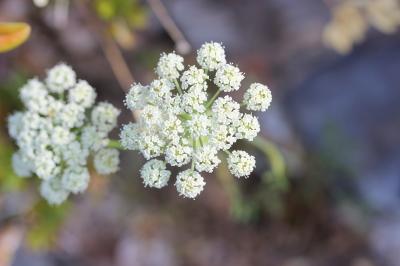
8,63,120,205
120,42,272,199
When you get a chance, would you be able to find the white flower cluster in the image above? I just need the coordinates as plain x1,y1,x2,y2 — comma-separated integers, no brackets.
8,63,121,205
120,42,272,199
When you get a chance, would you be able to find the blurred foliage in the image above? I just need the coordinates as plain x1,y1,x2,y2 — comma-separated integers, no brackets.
0,72,27,109
0,72,28,192
26,200,71,250
93,0,148,49
0,23,31,53
0,133,24,192
94,0,147,28
294,122,360,218
308,123,357,199
216,136,289,223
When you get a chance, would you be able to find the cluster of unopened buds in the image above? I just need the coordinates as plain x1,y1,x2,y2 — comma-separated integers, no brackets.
120,42,272,199
8,63,120,205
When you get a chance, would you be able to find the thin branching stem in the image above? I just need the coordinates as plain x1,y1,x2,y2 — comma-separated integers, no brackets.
252,136,286,181
76,1,139,120
206,89,221,109
146,0,191,54
174,79,183,94
107,139,124,150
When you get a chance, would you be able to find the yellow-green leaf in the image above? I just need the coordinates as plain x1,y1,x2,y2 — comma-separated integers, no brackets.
0,22,31,53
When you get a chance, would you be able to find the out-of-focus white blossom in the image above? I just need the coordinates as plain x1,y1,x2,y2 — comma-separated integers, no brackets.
52,126,75,146
367,0,400,33
8,63,120,205
62,167,90,194
196,42,226,71
91,102,120,132
62,141,89,168
120,123,141,150
140,159,171,188
94,148,120,175
323,0,400,54
7,112,24,139
120,42,272,199
12,152,33,177
56,103,85,128
20,79,48,114
175,170,205,199
46,63,76,93
34,149,61,180
69,80,97,108
243,83,272,111
81,126,109,151
40,177,69,205
227,150,256,178
33,0,49,8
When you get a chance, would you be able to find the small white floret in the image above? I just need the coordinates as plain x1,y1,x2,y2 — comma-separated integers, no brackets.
175,169,205,199
227,150,256,178
124,83,148,110
194,145,220,173
243,83,272,111
156,52,184,80
196,42,226,71
180,65,208,90
235,114,260,141
214,64,244,92
140,159,171,188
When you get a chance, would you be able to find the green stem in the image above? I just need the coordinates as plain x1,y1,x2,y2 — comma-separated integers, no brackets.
191,136,196,172
199,137,204,147
191,159,195,171
108,139,124,150
215,154,249,220
206,89,221,109
174,79,183,94
252,136,286,181
179,113,192,120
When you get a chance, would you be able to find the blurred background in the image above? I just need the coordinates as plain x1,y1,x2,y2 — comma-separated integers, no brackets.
0,0,400,265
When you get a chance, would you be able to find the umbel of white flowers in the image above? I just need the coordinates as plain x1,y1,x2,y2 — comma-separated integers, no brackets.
8,63,121,205
120,42,272,199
